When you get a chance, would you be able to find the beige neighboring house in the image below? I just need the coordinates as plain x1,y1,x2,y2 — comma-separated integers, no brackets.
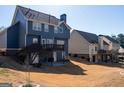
119,45,124,54
69,30,120,63
69,30,98,62
118,45,124,60
0,29,7,52
98,35,120,62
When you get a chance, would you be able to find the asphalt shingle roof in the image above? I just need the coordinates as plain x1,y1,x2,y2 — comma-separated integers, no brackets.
76,30,98,43
99,35,119,44
104,36,119,43
18,6,59,25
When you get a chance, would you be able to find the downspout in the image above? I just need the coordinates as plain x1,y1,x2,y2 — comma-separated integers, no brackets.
25,20,28,47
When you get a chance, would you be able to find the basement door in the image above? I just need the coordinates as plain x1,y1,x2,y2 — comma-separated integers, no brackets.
92,55,96,62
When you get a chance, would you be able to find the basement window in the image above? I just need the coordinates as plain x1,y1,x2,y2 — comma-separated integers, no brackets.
33,38,38,44
42,39,46,44
47,39,54,44
95,47,97,51
57,40,64,45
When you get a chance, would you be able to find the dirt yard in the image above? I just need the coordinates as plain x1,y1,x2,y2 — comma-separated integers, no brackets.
0,56,124,87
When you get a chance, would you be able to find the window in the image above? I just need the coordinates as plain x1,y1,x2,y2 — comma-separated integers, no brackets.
33,38,38,44
54,26,58,33
47,39,54,44
59,27,63,33
42,39,46,44
32,22,41,31
57,40,64,45
95,47,97,51
47,39,54,48
54,26,63,33
62,51,65,59
44,24,49,32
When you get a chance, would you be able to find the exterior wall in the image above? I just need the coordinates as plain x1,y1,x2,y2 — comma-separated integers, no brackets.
98,36,112,50
119,47,124,53
7,22,19,48
69,30,90,54
55,22,70,39
112,43,120,51
99,36,120,51
27,20,70,61
64,39,69,57
0,29,7,50
6,6,70,61
98,36,120,63
69,30,99,62
13,8,27,48
89,44,98,55
26,35,41,46
55,39,68,60
56,51,63,61
89,44,98,62
0,22,20,50
27,21,70,39
27,21,69,45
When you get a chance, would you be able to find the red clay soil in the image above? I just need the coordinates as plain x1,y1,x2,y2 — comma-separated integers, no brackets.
0,56,124,87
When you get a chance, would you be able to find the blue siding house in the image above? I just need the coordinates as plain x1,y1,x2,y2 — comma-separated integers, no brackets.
0,6,71,64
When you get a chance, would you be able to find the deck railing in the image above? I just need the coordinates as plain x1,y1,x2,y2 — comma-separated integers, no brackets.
22,44,64,53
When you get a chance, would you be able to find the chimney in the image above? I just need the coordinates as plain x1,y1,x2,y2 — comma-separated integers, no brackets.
60,14,66,23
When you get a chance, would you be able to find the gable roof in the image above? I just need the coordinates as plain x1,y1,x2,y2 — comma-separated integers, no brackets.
11,6,71,30
99,35,119,44
18,6,59,25
75,30,98,44
59,21,71,30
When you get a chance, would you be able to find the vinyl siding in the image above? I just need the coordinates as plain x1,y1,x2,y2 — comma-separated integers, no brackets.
0,29,7,50
89,44,98,55
99,36,120,51
119,47,124,53
14,8,27,48
7,22,19,48
69,30,90,54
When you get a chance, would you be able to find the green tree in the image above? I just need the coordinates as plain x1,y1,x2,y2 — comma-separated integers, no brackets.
111,35,117,40
117,34,124,46
112,33,124,46
0,26,4,31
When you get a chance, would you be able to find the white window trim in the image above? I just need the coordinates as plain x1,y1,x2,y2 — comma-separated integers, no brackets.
53,51,57,62
47,39,54,44
33,38,38,44
32,22,41,31
42,39,46,44
59,27,63,33
44,24,49,32
62,51,65,59
54,26,58,33
57,40,64,45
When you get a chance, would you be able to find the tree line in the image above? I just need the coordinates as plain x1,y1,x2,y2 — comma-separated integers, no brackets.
112,33,124,47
